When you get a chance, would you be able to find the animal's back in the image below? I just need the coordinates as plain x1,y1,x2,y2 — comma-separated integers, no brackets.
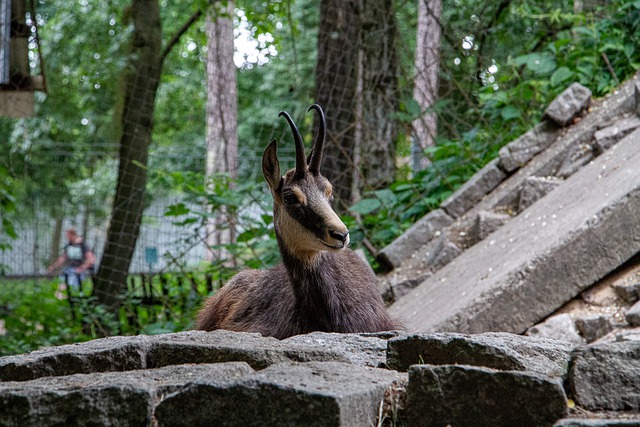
195,264,298,338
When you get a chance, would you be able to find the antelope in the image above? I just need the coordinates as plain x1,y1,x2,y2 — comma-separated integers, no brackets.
196,104,400,339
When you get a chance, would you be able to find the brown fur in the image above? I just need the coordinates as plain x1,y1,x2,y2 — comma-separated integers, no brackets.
195,106,401,339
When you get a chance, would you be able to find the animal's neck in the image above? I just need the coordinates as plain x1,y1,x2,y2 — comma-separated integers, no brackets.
277,235,341,331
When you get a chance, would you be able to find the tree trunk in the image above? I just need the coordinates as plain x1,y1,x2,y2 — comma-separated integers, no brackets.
315,0,398,209
357,0,399,192
93,0,162,312
411,0,442,172
204,3,238,264
315,0,360,208
50,217,63,264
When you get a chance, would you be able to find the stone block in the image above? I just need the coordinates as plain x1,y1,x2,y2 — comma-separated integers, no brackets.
376,209,453,270
0,335,151,382
423,233,462,271
569,341,640,411
146,330,346,370
440,158,506,218
390,128,640,335
153,362,404,427
575,315,613,343
406,364,567,427
593,116,640,155
470,210,512,245
465,76,636,221
499,121,563,172
625,301,640,327
613,281,640,304
0,330,380,382
556,143,594,179
544,82,592,127
283,332,390,368
387,332,574,378
518,176,562,212
554,419,640,426
0,363,253,426
527,314,585,345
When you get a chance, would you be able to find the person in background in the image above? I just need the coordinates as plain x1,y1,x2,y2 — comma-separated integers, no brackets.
47,228,96,299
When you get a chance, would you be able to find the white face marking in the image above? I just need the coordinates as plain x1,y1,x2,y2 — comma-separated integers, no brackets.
275,172,349,259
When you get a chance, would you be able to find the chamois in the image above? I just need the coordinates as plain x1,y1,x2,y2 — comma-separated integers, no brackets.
196,104,400,339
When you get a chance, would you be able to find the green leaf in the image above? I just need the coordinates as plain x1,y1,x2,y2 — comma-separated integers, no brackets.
374,189,397,207
349,198,382,215
550,66,573,87
500,105,520,121
165,203,191,217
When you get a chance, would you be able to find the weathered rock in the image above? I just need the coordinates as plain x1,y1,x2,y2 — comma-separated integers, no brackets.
466,76,636,221
469,210,512,245
390,128,640,335
377,209,453,270
625,301,640,327
0,334,151,382
283,332,391,368
154,361,404,427
380,273,429,304
406,364,567,427
593,116,640,155
569,341,640,411
615,328,640,342
575,315,613,343
440,158,506,218
422,233,462,271
613,281,640,304
527,314,585,345
146,330,347,370
544,82,592,127
556,142,594,178
555,419,640,426
0,330,376,382
499,121,563,172
0,362,253,427
518,176,562,212
387,332,574,378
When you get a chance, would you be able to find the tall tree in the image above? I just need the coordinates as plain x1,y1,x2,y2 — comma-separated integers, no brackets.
315,0,399,208
204,2,238,263
92,0,162,311
411,0,442,171
314,0,359,207
357,0,399,196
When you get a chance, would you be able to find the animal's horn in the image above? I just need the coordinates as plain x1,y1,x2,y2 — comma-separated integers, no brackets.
279,111,307,177
307,104,326,174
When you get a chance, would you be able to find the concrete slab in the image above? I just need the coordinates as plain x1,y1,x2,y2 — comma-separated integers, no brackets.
390,127,640,334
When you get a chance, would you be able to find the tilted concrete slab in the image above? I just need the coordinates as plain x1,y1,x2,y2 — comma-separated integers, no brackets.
390,127,640,334
465,76,638,218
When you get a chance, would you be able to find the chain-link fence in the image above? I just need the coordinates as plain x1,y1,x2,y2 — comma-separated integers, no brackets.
2,0,637,282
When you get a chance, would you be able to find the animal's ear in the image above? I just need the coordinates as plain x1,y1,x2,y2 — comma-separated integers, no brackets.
262,139,282,191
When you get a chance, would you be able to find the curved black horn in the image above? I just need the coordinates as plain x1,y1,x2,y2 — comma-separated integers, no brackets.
307,104,326,174
279,110,307,177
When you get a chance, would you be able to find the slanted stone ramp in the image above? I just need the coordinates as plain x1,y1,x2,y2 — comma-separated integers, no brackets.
389,126,640,334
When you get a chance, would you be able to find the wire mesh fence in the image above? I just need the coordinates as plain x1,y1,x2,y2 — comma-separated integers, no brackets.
1,0,637,306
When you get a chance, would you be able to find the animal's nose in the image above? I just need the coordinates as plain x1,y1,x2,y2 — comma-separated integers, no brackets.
329,228,349,243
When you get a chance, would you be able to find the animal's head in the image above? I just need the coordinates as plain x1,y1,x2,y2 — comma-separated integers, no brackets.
262,104,350,258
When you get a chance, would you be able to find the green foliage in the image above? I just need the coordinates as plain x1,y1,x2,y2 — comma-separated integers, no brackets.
2,0,640,350
0,279,93,355
157,170,280,276
0,274,215,355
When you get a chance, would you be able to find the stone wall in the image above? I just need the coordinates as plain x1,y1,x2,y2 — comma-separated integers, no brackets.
1,330,639,426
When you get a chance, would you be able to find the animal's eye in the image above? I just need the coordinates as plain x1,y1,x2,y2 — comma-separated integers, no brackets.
283,194,298,205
